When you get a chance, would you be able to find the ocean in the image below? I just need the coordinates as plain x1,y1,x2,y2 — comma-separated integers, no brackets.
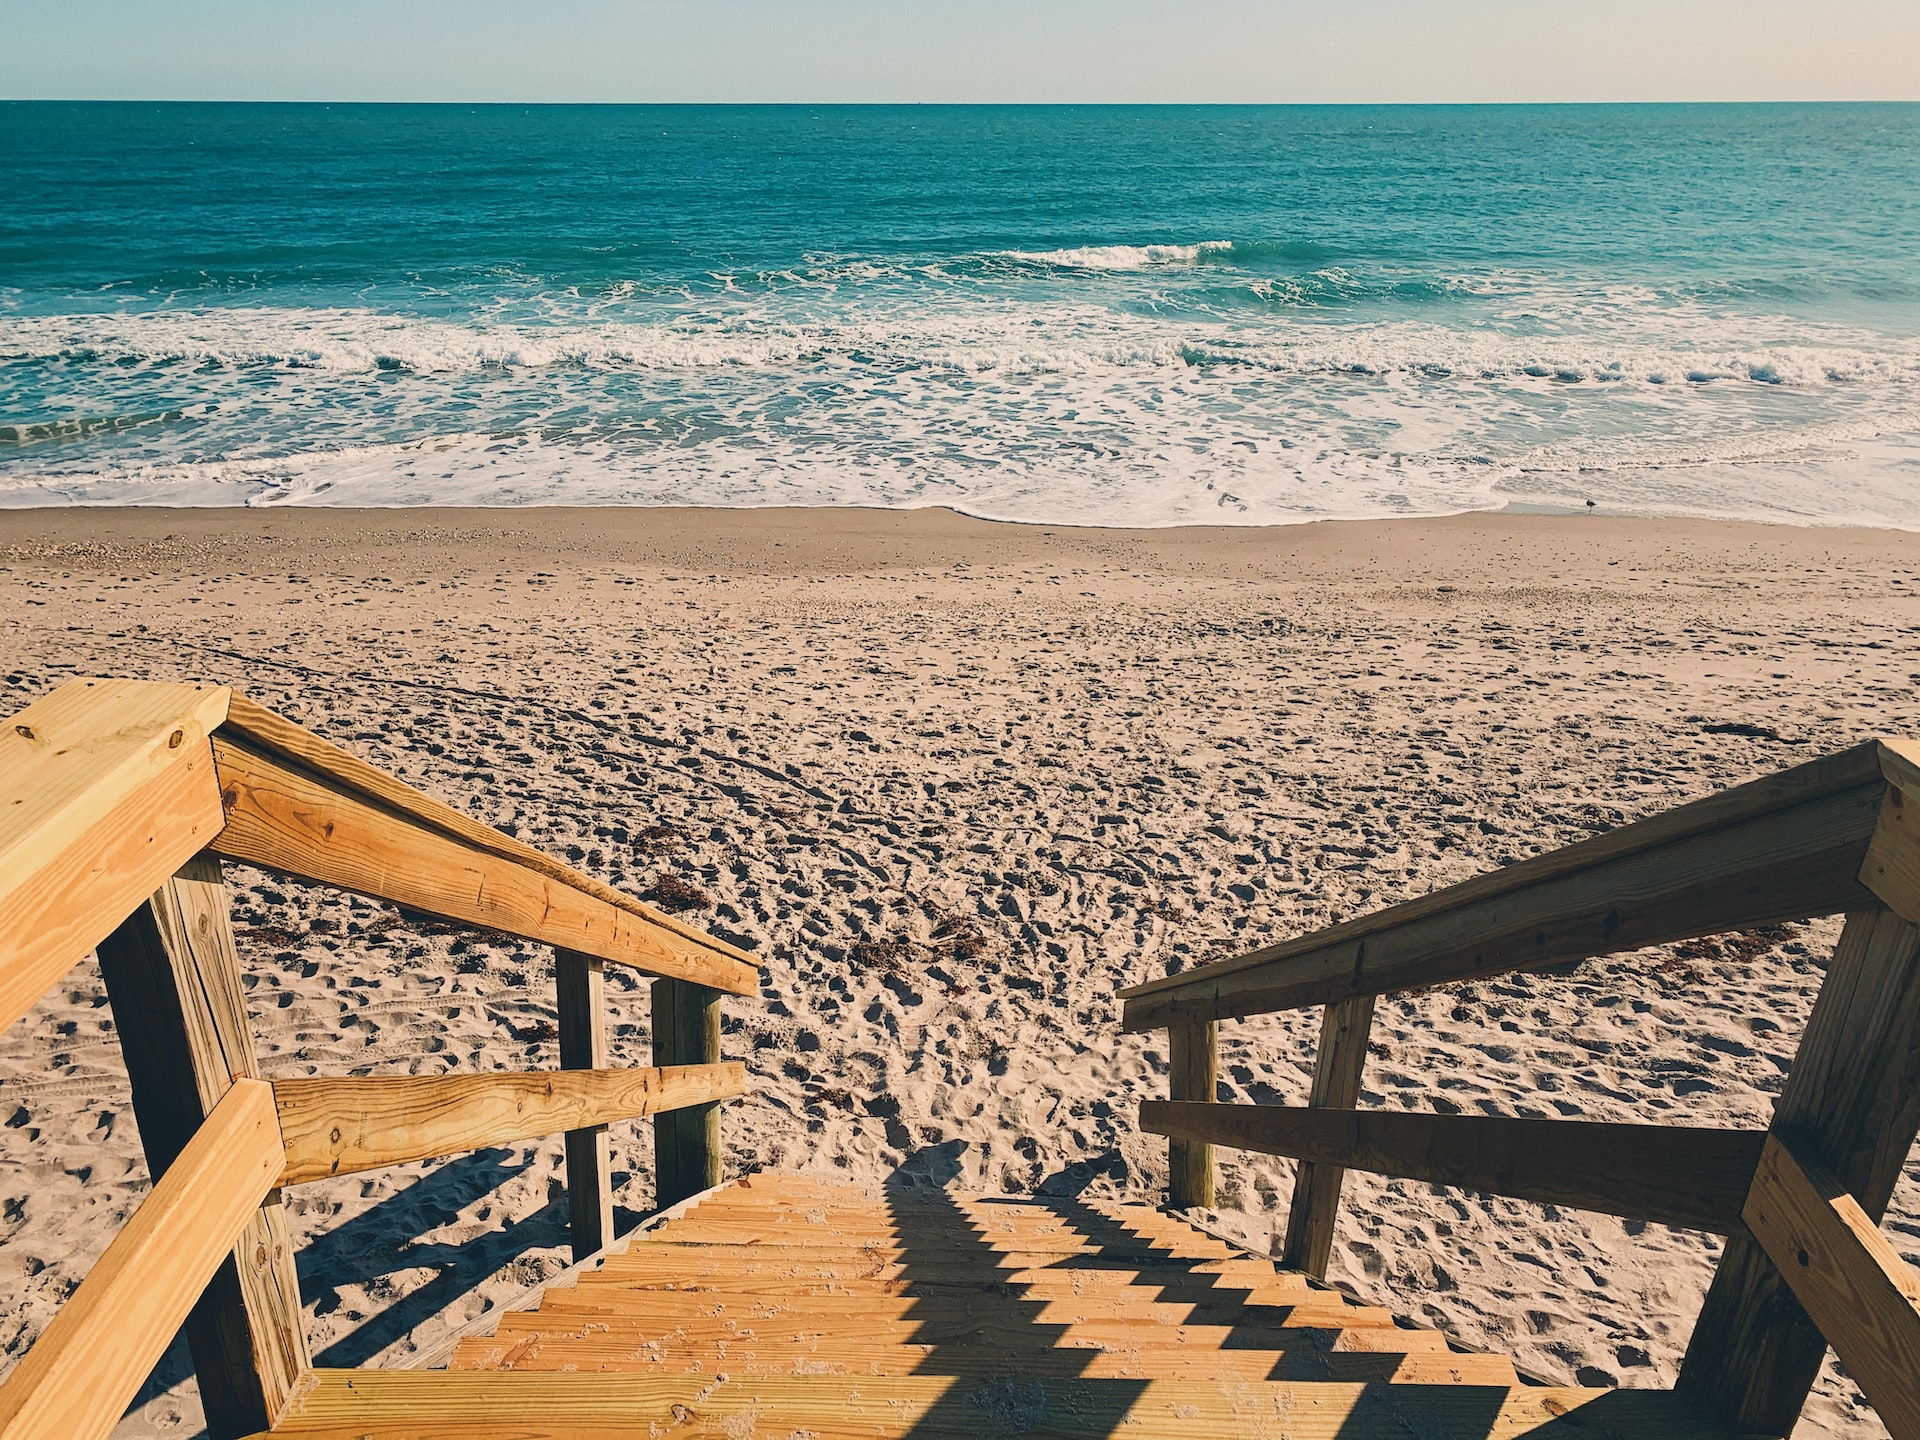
2,101,1916,526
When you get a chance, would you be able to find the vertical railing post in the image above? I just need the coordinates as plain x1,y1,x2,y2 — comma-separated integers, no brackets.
1280,993,1378,1277
1679,903,1920,1433
93,855,308,1440
652,978,722,1208
554,949,614,1261
1167,1018,1218,1208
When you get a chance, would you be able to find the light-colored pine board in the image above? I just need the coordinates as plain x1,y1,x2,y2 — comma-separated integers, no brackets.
636,1224,1231,1257
1281,994,1377,1278
1166,1019,1217,1207
0,1080,283,1440
601,1245,1292,1283
255,1369,1733,1440
1680,905,1920,1432
0,678,230,1032
490,1293,1436,1343
1144,1102,1762,1235
220,693,749,974
94,857,308,1431
1862,780,1920,925
1122,751,1887,1029
1741,1133,1920,1440
274,1063,745,1185
208,736,755,994
449,1332,1518,1385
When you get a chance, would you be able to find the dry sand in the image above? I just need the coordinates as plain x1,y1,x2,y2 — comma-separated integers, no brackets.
2,505,1917,1438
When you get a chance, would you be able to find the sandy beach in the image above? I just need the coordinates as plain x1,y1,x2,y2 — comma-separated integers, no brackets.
3,505,1917,1438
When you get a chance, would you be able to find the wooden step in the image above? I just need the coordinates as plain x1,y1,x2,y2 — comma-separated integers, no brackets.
256,1368,1733,1439
446,1330,1520,1385
500,1289,1454,1350
550,1285,1397,1330
481,1306,1437,1354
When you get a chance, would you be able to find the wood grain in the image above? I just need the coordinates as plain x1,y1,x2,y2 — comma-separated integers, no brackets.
254,1368,1733,1440
1861,781,1920,925
1122,746,1887,1030
1680,904,1920,1433
1165,1019,1217,1208
0,678,230,1031
220,693,751,973
274,1064,745,1185
1280,995,1377,1278
1742,1134,1920,1440
208,735,755,994
1142,1101,1764,1234
94,857,308,1436
0,1080,283,1440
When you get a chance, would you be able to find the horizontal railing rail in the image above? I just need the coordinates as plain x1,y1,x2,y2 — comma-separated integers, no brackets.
1119,738,1906,1031
1125,737,1920,1440
0,678,753,1440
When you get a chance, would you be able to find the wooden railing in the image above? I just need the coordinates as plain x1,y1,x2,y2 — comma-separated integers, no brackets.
1122,736,1920,1439
0,679,757,1440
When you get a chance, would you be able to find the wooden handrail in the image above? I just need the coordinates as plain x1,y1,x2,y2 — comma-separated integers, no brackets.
218,694,756,989
0,679,232,1032
0,1079,284,1440
1742,1133,1920,1440
273,1063,748,1185
1141,1101,1765,1235
0,679,756,1028
1121,739,1894,1031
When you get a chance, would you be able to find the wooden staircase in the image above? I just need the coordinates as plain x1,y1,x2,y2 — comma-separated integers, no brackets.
258,1172,1731,1437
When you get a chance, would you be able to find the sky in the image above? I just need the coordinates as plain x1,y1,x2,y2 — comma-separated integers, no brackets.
0,0,1916,105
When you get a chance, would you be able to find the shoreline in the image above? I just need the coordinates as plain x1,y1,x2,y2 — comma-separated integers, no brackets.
3,497,1919,538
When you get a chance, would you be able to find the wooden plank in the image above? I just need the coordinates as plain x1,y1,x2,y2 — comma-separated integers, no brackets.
207,735,755,994
1142,1101,1763,1235
1680,904,1920,1433
1741,1134,1920,1440
256,1369,1734,1440
0,679,230,1032
449,1329,1521,1384
0,1080,283,1440
1861,776,1920,925
1281,994,1377,1278
652,978,723,1207
495,1289,1413,1337
1165,1019,1217,1208
1122,750,1888,1030
274,1063,746,1185
220,693,748,971
554,950,613,1262
94,858,308,1436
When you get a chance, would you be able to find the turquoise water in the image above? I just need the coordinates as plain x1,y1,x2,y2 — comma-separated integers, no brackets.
2,102,1917,524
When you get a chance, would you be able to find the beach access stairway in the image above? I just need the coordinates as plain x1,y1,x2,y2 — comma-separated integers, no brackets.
0,678,1915,1439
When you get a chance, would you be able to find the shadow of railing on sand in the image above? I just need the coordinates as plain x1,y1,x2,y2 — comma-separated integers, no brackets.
299,1146,565,1368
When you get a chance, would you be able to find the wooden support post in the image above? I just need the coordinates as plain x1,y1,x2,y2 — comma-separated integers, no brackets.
93,856,308,1440
1166,1019,1218,1209
1280,994,1377,1277
651,978,722,1209
1679,905,1920,1435
555,950,614,1262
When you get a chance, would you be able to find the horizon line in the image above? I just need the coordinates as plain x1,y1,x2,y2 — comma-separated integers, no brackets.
6,96,1920,107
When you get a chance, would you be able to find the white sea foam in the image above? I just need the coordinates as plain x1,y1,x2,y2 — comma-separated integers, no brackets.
4,303,1917,389
999,241,1235,271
